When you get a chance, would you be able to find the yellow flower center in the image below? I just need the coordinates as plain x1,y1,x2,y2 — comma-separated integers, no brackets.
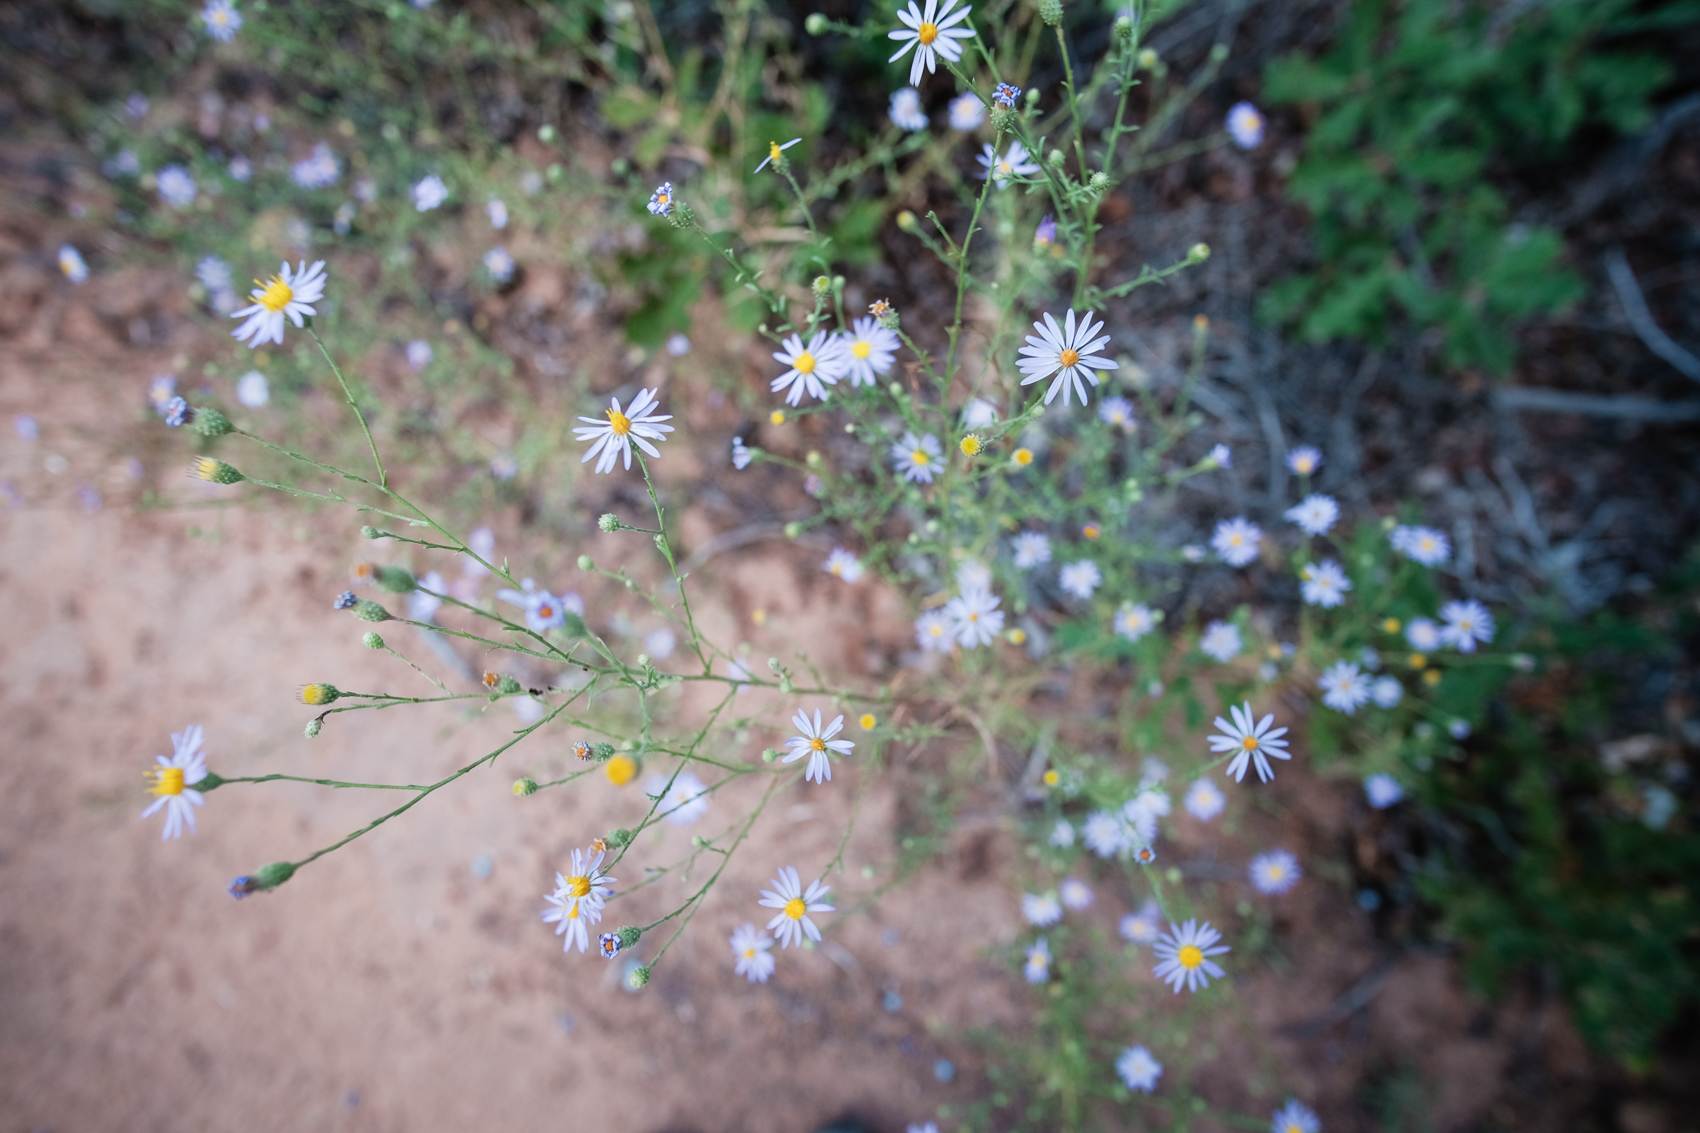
656,192,669,206
565,875,592,899
605,754,637,785
911,449,930,465
1178,944,1204,969
743,947,758,959
769,141,784,161
1014,448,1033,466
770,410,786,425
1383,618,1402,633
918,21,938,44
606,408,632,436
960,436,981,455
1423,669,1442,686
537,603,555,619
810,737,826,752
784,897,807,920
149,766,185,797
795,351,816,374
967,611,979,622
997,161,1012,175
1059,348,1080,368
1242,736,1259,750
1409,653,1427,669
1043,769,1060,786
859,714,877,729
852,340,872,359
929,623,944,637
1295,458,1313,473
255,273,294,313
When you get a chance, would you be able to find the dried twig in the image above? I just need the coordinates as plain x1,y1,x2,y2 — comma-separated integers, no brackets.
1605,248,1700,384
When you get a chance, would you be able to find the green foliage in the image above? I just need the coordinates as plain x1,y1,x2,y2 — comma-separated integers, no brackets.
1262,0,1690,373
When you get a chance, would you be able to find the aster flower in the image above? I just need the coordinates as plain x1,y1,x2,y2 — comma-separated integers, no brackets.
230,260,327,348
412,174,448,211
892,431,943,484
1059,878,1094,910
955,559,992,591
1023,937,1051,984
195,255,233,294
753,137,802,173
1083,810,1134,858
58,245,89,283
486,198,508,229
730,923,776,983
1212,517,1262,567
406,340,433,372
496,578,571,632
1271,1099,1320,1133
540,846,616,954
574,387,673,473
1022,891,1063,927
782,708,853,784
945,586,1004,647
1226,101,1265,149
1034,213,1057,250
913,609,952,652
1058,560,1102,601
1199,621,1242,663
1371,676,1403,708
1319,660,1371,714
483,246,515,283
948,92,985,130
228,155,252,181
1114,603,1156,642
644,181,677,217
1285,494,1339,536
201,0,241,40
731,436,752,470
1152,918,1230,993
1184,779,1226,821
290,143,340,189
1209,443,1232,468
1119,900,1162,944
1210,702,1292,783
888,0,976,86
889,87,928,131
839,316,900,387
140,724,210,839
1300,560,1352,608
993,81,1021,108
1017,308,1118,406
977,140,1041,188
162,396,190,428
1049,819,1075,848
771,330,848,405
1098,396,1136,430
1117,1045,1163,1092
157,165,197,208
823,547,863,583
1285,445,1322,476
646,770,711,825
1405,616,1442,651
759,866,834,948
1012,531,1052,569
1249,849,1302,895
1391,524,1450,566
1439,599,1494,652
1364,773,1404,809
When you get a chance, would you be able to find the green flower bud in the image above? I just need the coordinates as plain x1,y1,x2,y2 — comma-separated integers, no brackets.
361,525,383,539
811,275,832,298
782,522,801,539
888,381,904,397
667,200,695,229
1088,170,1111,193
598,513,621,532
606,827,635,848
1138,47,1158,69
1047,148,1066,167
363,631,384,649
190,407,234,436
989,106,1019,135
1115,15,1134,41
1210,43,1228,62
805,450,823,468
374,565,416,593
496,674,522,695
625,964,651,990
538,124,558,143
301,683,341,706
804,12,828,34
1187,242,1211,263
577,554,594,570
304,718,322,739
762,748,781,763
559,611,587,637
592,742,616,761
353,599,391,622
513,777,539,796
618,925,642,948
229,860,296,898
1038,0,1063,26
191,457,245,484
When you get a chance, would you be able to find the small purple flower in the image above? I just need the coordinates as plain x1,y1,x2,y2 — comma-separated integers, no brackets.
993,82,1021,109
163,396,190,427
1034,214,1057,248
334,590,358,610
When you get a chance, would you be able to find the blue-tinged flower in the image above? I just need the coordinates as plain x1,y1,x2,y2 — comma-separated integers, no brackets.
496,578,578,632
839,316,899,387
1319,660,1371,714
1370,676,1402,708
1200,620,1242,663
914,609,953,651
157,165,197,209
140,724,210,839
646,770,711,825
1152,918,1229,993
230,259,327,348
889,87,928,131
58,245,89,283
541,845,616,954
1022,891,1062,926
1012,531,1051,569
290,143,340,189
1098,396,1135,430
201,0,241,41
754,137,802,173
1249,849,1302,895
486,198,508,229
731,436,752,470
1209,443,1231,468
162,396,190,428
1405,616,1441,651
483,245,515,283
1184,779,1225,821
1049,819,1075,847
993,81,1021,108
758,866,833,948
772,330,848,404
1226,101,1265,149
730,922,776,982
1034,213,1057,249
1114,603,1155,642
1300,559,1352,607
823,547,862,583
1023,937,1051,983
888,0,976,86
1083,810,1134,858
1364,773,1404,809
1391,524,1450,566
1439,599,1493,652
412,174,448,211
1058,559,1101,601
948,92,985,130
1285,493,1339,536
1271,1099,1320,1133
945,585,1004,646
1119,899,1162,943
1060,878,1094,910
976,140,1040,188
1209,702,1291,783
645,181,676,217
573,387,673,473
333,590,358,610
1117,1044,1163,1092
1211,516,1262,567
1017,308,1118,406
1285,445,1322,475
892,431,943,483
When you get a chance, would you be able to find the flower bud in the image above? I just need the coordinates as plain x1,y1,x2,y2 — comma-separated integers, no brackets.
496,674,522,695
361,525,383,539
1138,47,1158,69
304,718,322,739
783,522,801,539
538,124,557,143
762,748,780,763
606,827,635,848
362,631,384,649
618,925,642,948
592,742,616,761
190,406,234,436
1115,15,1134,41
1038,0,1063,26
1210,43,1228,62
1187,242,1211,263
1047,148,1066,167
691,835,710,848
353,599,391,622
811,275,832,299
301,683,341,706
896,210,919,232
625,964,651,990
598,512,621,532
229,860,295,898
805,450,823,468
989,106,1019,135
191,457,245,484
804,12,828,34
578,554,594,570
374,565,416,593
888,381,904,397
1088,170,1110,193
513,777,539,796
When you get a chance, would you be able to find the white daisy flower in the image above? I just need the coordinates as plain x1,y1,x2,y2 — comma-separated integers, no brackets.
889,87,928,131
1211,516,1262,567
1271,1099,1321,1133
771,330,848,405
753,137,802,173
58,245,89,283
893,431,943,483
496,578,572,632
1210,702,1292,783
1391,524,1450,566
1364,773,1405,809
1023,937,1051,984
758,866,834,948
196,255,232,293
823,547,863,583
230,259,327,348
1285,445,1322,476
201,0,241,40
962,397,999,428
915,609,954,652
1300,560,1352,608
140,724,210,839
1119,900,1162,944
1099,396,1136,430
1249,849,1301,895
1058,560,1102,601
1049,819,1076,848
1012,532,1052,569
1405,616,1442,651
731,435,753,470
1017,308,1118,406
483,246,515,283
782,708,854,784
541,846,616,954
647,770,711,825
1114,603,1156,642
157,165,197,208
1285,494,1339,536
1439,599,1494,652
573,387,674,474
1319,660,1371,714
1184,779,1226,821
1200,621,1243,663
948,91,985,130
1117,1044,1163,1092
888,0,976,86
1083,810,1134,858
1371,676,1403,708
235,370,269,408
945,586,1004,647
1152,918,1230,993
1209,442,1231,468
412,174,448,211
1059,878,1094,910
839,317,900,387
290,142,340,189
976,139,1041,188
1022,891,1063,926
730,922,776,983
1226,101,1265,149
